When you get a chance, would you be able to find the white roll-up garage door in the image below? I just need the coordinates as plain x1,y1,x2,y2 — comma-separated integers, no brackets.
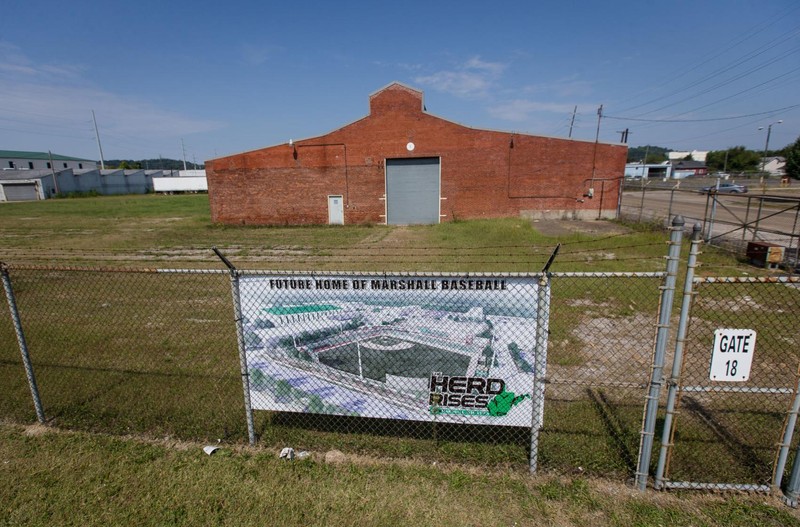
385,158,440,225
2,183,38,201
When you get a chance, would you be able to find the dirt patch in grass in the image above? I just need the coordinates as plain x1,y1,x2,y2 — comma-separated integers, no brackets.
548,312,654,397
532,220,632,238
23,423,51,436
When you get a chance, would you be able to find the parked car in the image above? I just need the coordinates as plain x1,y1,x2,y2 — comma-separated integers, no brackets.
701,182,748,194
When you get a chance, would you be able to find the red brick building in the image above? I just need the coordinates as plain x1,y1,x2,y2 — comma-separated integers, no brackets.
206,82,627,225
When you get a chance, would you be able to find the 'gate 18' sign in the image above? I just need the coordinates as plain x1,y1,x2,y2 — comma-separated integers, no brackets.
709,328,757,382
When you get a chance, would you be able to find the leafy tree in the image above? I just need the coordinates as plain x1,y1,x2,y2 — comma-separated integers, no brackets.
706,147,761,172
244,330,262,348
105,158,204,170
249,368,268,391
786,136,800,180
306,395,325,414
627,145,671,164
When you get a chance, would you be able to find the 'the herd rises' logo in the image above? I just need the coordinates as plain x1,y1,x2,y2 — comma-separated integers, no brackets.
428,373,529,416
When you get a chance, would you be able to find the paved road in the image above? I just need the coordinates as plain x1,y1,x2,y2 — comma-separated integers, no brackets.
620,189,800,247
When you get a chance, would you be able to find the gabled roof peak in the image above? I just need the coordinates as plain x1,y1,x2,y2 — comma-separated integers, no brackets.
368,81,423,99
368,82,425,115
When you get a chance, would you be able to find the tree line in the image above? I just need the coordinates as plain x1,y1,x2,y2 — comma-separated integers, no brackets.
627,138,800,179
105,158,204,170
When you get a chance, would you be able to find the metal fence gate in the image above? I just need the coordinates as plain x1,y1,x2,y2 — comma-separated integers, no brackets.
656,270,800,491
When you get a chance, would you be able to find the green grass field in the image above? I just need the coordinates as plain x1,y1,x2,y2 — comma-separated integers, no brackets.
2,194,799,520
0,193,752,273
2,423,798,527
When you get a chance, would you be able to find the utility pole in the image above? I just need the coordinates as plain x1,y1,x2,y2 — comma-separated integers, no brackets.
181,138,188,171
91,110,105,170
568,105,577,139
47,150,59,194
617,128,630,143
589,104,603,190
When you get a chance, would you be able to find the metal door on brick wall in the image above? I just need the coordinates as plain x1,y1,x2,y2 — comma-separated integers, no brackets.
385,158,440,225
328,195,344,225
658,277,800,491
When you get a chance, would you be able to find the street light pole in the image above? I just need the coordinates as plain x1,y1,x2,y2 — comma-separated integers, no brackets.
758,120,783,179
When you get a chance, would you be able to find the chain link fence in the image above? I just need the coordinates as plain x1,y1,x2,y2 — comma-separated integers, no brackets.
619,185,800,272
3,240,800,496
0,266,244,441
542,272,664,478
0,261,667,475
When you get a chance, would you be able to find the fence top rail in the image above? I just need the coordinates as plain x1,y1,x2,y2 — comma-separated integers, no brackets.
2,263,229,274
695,276,800,284
1,264,673,279
550,271,666,278
237,269,544,278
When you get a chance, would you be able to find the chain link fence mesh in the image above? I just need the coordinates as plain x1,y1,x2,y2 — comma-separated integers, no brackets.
0,266,244,441
663,277,800,488
6,260,799,487
543,273,664,477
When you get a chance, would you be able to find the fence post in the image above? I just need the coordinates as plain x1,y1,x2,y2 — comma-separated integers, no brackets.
790,202,799,276
654,223,702,489
706,193,718,243
638,180,647,222
214,248,256,446
784,440,800,506
752,197,764,241
529,272,551,474
1,262,45,424
636,216,684,491
667,188,676,225
775,370,800,490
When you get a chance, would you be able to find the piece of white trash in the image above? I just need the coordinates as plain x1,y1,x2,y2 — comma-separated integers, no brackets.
279,447,295,460
203,445,220,456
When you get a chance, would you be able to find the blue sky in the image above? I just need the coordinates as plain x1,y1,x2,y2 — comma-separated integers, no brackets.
1,0,798,163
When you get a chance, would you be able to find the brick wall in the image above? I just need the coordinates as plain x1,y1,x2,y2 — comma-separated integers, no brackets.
207,83,628,225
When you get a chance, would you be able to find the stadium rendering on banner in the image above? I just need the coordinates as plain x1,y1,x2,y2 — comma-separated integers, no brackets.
239,273,545,427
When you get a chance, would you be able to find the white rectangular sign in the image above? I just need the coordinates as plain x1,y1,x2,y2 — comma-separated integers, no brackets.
709,328,757,382
238,274,544,427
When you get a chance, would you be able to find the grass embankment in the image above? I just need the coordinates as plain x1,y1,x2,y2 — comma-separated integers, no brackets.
1,424,798,527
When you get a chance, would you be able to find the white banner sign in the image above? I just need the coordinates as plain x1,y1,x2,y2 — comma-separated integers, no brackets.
239,274,543,427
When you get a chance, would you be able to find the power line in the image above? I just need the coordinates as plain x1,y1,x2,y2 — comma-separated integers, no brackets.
633,45,800,118
609,1,800,112
605,103,800,123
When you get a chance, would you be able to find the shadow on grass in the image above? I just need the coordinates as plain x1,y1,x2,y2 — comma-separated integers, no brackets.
267,411,530,445
682,396,766,475
587,388,638,474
